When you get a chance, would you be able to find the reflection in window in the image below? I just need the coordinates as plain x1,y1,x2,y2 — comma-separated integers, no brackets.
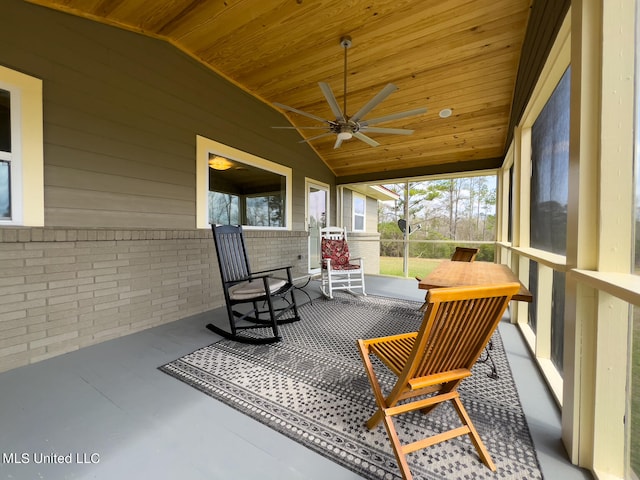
531,67,570,255
208,192,239,225
208,154,286,228
246,195,283,227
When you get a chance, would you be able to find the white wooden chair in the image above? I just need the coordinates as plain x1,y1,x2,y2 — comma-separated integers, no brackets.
320,227,366,298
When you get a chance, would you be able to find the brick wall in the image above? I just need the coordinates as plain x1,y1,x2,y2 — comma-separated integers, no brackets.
0,227,308,373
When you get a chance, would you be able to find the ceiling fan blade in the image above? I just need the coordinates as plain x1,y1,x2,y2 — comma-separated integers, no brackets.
333,136,344,149
359,107,427,126
353,132,380,147
271,126,331,130
350,83,399,122
273,102,330,124
318,82,346,122
298,132,334,143
359,126,415,135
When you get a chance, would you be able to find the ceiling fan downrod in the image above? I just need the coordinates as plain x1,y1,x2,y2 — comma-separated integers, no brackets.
340,35,352,118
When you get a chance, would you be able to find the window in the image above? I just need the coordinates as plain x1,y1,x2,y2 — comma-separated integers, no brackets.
352,192,365,232
0,66,43,226
196,136,291,229
0,89,10,218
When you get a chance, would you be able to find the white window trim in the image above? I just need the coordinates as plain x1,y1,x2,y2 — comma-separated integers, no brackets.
352,191,366,232
0,66,44,226
196,135,292,230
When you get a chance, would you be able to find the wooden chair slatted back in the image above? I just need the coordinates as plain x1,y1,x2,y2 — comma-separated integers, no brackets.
405,283,520,381
450,247,479,262
212,225,251,283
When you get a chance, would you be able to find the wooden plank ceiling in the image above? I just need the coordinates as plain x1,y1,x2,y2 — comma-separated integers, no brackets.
27,0,532,180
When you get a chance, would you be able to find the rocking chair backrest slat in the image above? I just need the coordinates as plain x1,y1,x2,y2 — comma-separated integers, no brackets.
320,226,347,241
212,225,251,283
408,283,520,380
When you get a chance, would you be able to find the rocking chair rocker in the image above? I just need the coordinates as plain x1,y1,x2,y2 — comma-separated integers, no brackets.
206,224,301,344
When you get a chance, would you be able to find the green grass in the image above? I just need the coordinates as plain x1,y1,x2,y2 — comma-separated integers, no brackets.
379,256,443,279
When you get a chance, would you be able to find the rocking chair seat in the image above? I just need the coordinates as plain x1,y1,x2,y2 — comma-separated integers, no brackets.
328,262,362,271
228,277,287,300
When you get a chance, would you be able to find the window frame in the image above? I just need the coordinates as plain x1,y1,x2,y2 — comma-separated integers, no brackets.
0,65,43,227
196,135,292,230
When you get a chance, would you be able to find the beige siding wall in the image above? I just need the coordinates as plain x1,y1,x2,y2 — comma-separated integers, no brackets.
0,1,328,371
346,232,381,275
0,227,307,373
2,0,334,229
339,189,381,274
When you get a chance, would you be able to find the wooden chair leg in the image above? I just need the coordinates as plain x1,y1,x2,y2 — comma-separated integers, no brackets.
451,396,496,471
382,414,414,480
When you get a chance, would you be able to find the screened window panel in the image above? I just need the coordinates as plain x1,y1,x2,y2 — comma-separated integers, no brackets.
551,270,566,374
632,307,640,477
530,67,571,255
508,166,513,243
528,260,538,332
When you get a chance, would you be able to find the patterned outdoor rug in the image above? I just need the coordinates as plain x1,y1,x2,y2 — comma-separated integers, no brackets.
159,293,543,480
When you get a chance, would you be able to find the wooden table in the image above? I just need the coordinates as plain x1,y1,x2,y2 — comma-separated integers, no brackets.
418,261,533,302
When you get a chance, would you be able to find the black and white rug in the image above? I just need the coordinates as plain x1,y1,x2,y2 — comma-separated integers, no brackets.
159,294,543,480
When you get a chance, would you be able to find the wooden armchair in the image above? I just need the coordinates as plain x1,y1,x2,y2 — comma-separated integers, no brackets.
206,225,301,344
450,246,479,262
357,282,520,479
416,246,479,311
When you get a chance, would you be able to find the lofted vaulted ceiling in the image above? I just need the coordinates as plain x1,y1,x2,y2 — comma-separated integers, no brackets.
26,0,534,180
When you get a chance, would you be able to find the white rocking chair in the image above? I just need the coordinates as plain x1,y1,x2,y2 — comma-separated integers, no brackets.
320,227,366,299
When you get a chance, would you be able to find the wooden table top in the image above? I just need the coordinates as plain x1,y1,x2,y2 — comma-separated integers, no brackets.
418,261,533,302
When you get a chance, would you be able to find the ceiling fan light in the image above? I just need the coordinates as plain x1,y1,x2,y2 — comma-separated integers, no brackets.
337,131,353,140
208,156,234,170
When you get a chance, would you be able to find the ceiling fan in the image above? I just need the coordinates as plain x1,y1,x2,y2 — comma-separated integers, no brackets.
272,36,427,149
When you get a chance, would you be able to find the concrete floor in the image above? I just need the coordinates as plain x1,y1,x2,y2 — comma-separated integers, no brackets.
0,275,592,480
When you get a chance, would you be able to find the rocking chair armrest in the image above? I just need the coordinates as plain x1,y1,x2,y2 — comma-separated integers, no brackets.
252,265,293,276
226,272,271,285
